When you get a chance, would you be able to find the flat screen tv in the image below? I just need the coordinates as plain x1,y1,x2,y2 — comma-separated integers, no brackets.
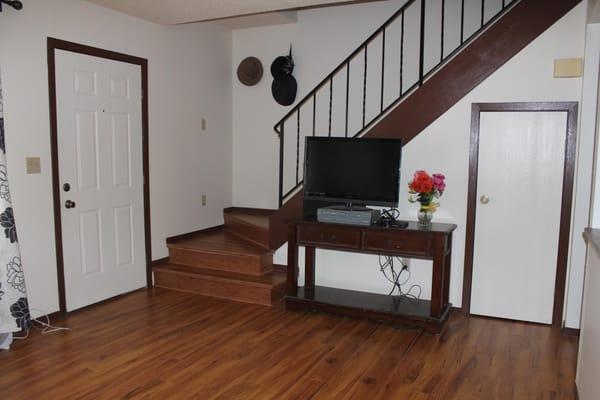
303,137,402,207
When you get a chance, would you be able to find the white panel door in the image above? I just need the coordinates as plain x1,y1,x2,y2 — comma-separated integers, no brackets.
55,50,146,311
471,111,567,324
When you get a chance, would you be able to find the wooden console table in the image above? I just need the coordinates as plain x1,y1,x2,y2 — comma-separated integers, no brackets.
286,219,457,333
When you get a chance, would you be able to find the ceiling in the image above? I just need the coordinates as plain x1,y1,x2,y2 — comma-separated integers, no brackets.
84,0,383,25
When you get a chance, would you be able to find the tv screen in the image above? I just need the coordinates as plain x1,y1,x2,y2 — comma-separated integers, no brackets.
303,137,402,207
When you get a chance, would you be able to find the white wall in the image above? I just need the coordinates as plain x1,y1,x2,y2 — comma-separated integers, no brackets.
232,2,588,326
0,0,233,316
232,0,410,208
568,21,599,328
588,24,600,230
577,233,600,400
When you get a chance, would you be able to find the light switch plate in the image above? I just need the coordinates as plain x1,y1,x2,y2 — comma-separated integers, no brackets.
201,118,207,131
202,195,207,206
26,157,41,174
554,58,583,78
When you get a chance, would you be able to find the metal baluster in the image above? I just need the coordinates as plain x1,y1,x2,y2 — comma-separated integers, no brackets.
274,0,519,206
362,46,367,128
460,0,465,44
400,11,404,96
278,122,284,207
328,78,333,137
381,28,386,112
418,0,426,85
296,110,300,185
441,0,445,62
345,62,350,137
481,0,485,27
312,93,316,136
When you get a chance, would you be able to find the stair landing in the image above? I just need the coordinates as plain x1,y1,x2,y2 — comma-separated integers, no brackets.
154,208,285,306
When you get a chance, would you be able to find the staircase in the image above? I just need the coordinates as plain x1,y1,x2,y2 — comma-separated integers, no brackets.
154,0,581,305
268,0,581,250
153,208,286,306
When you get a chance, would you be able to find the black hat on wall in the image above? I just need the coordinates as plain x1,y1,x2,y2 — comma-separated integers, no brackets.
271,46,297,106
270,55,294,80
271,76,297,107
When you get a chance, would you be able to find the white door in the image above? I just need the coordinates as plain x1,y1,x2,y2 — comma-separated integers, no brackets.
55,50,146,311
471,111,567,324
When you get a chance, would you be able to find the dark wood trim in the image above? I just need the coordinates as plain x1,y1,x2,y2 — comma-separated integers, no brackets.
466,311,567,329
151,257,169,267
461,104,481,315
62,287,150,316
166,225,224,244
223,207,276,216
562,327,580,337
34,310,65,322
47,37,152,313
462,102,578,328
34,288,151,323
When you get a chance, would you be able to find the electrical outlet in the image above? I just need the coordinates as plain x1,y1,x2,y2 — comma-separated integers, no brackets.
401,258,411,272
202,195,207,206
201,118,207,131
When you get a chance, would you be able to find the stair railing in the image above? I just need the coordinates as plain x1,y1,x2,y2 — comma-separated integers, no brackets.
275,0,520,207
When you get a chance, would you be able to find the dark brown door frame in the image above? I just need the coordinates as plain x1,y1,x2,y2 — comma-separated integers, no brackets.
462,102,578,327
47,38,152,313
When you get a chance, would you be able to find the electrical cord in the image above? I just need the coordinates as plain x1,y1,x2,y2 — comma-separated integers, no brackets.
376,207,408,228
380,207,400,221
12,308,70,340
378,254,422,301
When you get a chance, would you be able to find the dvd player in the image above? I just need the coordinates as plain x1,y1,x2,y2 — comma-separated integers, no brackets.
317,205,380,226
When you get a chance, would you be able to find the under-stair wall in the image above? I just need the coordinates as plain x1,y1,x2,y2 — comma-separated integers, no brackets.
231,1,587,326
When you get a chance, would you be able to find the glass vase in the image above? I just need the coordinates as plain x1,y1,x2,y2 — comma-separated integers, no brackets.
417,207,434,228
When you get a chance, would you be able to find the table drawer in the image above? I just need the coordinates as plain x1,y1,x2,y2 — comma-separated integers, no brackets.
363,231,432,256
298,225,361,248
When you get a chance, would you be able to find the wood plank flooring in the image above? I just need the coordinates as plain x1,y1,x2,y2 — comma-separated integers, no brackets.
0,289,579,399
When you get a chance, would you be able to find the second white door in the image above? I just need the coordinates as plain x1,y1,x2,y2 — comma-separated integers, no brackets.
55,50,146,311
471,111,567,324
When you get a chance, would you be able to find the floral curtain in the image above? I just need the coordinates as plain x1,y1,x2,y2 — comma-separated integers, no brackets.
0,71,30,349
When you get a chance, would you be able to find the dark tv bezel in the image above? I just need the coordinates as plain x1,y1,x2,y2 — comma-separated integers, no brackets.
303,137,402,207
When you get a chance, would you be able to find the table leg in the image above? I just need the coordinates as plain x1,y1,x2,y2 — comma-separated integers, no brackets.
431,236,445,318
287,224,298,297
443,234,452,307
305,246,315,289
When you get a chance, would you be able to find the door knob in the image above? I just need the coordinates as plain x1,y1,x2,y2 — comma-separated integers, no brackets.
65,200,76,209
480,195,490,205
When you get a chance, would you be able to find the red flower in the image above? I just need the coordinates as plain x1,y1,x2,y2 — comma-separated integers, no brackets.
409,171,434,194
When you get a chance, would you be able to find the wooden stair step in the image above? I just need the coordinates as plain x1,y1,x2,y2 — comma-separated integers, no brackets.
224,208,273,249
167,229,273,275
153,262,286,306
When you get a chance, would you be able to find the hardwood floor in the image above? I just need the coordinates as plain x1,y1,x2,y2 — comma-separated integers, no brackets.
0,289,578,399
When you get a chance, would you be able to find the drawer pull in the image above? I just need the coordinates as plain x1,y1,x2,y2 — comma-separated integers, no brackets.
319,233,337,241
386,239,406,249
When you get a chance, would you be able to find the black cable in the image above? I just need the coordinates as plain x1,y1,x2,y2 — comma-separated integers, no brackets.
378,254,420,300
376,207,408,228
